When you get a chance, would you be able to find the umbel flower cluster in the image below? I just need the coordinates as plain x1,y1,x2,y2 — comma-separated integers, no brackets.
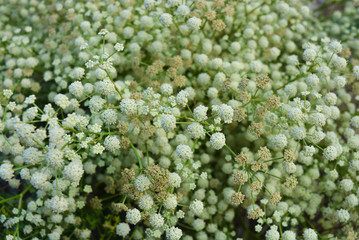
1,0,359,239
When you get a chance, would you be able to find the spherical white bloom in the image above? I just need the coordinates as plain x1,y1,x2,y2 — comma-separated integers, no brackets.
250,60,262,73
49,196,68,213
0,163,14,181
176,90,188,107
350,116,359,128
187,17,201,31
187,122,205,139
340,179,354,192
195,54,208,67
166,226,182,240
328,41,342,53
283,162,297,174
30,172,48,189
353,66,359,79
218,104,234,123
332,56,347,70
120,98,137,115
144,0,155,10
104,135,121,152
69,81,84,99
265,228,280,240
193,105,208,122
282,230,296,240
22,147,41,165
289,126,306,140
324,92,337,106
150,214,165,228
116,223,130,237
323,146,337,161
189,199,204,216
138,195,154,210
89,96,106,113
71,67,85,80
305,74,319,87
303,48,316,62
303,229,317,240
63,161,84,183
269,134,288,151
176,5,190,16
101,109,118,125
46,148,64,169
176,144,193,160
309,113,326,127
169,172,182,188
334,76,346,88
114,42,124,52
161,114,176,132
345,194,358,208
336,209,350,222
160,83,173,95
348,136,359,149
54,94,71,109
98,79,115,96
126,208,141,225
210,133,226,150
159,13,173,27
164,194,177,210
134,175,151,192
287,107,303,122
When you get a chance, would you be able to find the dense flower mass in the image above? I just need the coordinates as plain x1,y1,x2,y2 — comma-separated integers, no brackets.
1,0,359,239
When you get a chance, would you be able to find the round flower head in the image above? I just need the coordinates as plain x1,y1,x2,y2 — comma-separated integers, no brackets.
166,226,182,240
150,213,165,228
194,105,208,122
282,230,296,240
218,104,234,123
126,208,141,225
138,195,154,210
323,146,337,161
0,163,14,181
176,144,193,160
210,132,226,150
328,40,342,53
116,223,130,237
303,228,317,240
49,196,68,213
265,228,280,240
134,175,151,192
120,98,137,116
161,114,176,132
187,17,201,31
163,194,178,210
159,13,173,27
169,172,182,188
187,122,205,139
351,116,359,128
189,199,204,216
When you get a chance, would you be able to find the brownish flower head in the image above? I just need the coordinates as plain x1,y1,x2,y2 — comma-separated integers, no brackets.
256,74,271,89
284,175,298,190
248,121,264,138
233,170,248,185
270,192,281,205
266,95,281,110
235,152,250,167
230,192,245,206
257,146,271,161
284,149,296,162
212,19,226,32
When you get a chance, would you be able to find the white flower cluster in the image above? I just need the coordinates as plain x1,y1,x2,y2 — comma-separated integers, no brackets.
1,0,359,239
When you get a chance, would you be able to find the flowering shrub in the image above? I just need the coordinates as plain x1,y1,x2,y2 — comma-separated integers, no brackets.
1,0,359,239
